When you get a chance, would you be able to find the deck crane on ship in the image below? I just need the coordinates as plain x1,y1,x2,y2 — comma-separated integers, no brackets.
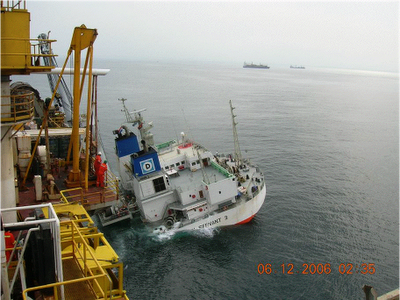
37,32,74,125
1,1,128,299
1,0,58,221
230,99,243,171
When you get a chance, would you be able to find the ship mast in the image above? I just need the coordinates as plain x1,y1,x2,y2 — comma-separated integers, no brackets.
229,100,242,167
119,98,154,151
119,98,134,123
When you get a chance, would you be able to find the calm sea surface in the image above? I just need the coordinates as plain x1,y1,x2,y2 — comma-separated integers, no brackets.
13,61,399,299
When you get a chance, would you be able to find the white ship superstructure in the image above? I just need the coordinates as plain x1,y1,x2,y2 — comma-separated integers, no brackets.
113,99,266,232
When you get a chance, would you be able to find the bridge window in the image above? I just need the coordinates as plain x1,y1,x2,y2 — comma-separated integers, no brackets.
153,176,166,193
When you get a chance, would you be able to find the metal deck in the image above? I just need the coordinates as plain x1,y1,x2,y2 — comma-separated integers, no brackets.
168,165,228,191
62,258,95,299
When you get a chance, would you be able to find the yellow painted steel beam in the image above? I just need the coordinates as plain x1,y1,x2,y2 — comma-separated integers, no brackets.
21,49,73,187
68,25,97,184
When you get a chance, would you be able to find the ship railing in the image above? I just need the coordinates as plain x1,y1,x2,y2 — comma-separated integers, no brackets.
21,217,127,299
1,0,27,10
60,185,118,208
210,161,234,178
155,139,177,153
1,92,35,124
1,36,57,71
105,170,119,197
243,178,265,201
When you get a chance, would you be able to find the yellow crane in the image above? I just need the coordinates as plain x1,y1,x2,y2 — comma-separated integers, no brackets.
1,3,128,299
1,0,56,216
65,25,97,188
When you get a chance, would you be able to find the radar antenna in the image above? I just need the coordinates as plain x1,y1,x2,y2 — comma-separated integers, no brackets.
118,98,154,151
119,98,135,123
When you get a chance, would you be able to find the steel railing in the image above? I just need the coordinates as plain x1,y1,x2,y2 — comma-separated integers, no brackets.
21,218,115,299
60,185,118,208
1,92,35,124
1,0,27,10
1,37,57,70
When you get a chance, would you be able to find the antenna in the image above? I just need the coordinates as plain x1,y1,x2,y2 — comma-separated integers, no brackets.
181,107,194,143
119,98,134,123
118,98,154,150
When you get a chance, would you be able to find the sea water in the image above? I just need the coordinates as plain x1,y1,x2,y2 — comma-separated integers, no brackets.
12,61,399,299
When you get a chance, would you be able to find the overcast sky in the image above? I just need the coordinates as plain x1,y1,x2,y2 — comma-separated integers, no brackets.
27,1,398,72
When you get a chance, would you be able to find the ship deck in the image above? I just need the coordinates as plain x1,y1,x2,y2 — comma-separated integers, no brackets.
167,164,228,191
158,142,210,165
17,163,119,220
62,257,98,299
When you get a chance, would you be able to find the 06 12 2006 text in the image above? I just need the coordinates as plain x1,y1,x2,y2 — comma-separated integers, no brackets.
257,263,376,275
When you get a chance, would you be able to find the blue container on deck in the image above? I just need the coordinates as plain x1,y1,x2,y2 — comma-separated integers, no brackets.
115,132,140,158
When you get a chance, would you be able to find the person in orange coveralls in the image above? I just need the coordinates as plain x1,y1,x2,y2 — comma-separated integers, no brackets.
94,152,102,178
97,160,108,187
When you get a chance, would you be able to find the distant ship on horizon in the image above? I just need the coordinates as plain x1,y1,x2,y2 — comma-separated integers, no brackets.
290,65,305,69
243,62,270,69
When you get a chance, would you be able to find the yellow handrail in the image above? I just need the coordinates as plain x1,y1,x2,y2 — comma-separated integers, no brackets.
1,0,27,10
1,92,34,124
60,184,119,207
22,218,126,299
1,37,57,62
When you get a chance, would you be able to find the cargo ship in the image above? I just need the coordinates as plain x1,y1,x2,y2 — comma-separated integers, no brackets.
113,99,267,234
290,65,305,69
243,62,270,69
